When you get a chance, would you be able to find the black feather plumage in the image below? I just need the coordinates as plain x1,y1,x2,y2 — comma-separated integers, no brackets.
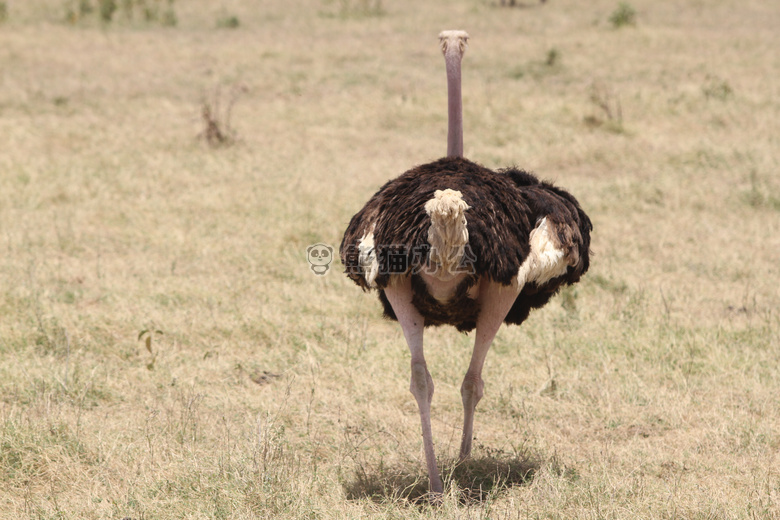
340,156,592,332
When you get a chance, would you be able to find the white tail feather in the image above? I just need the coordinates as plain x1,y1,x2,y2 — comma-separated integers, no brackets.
358,227,379,287
516,217,568,287
424,189,470,279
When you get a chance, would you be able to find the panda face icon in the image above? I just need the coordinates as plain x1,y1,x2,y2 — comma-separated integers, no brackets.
306,243,334,275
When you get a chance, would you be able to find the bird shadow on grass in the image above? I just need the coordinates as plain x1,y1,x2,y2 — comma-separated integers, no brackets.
343,449,542,505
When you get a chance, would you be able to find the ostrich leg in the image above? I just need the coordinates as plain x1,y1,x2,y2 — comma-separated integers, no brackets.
383,276,443,495
459,280,521,461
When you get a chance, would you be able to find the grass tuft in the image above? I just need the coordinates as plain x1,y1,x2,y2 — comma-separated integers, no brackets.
609,2,637,28
320,0,384,19
64,0,176,25
702,75,734,100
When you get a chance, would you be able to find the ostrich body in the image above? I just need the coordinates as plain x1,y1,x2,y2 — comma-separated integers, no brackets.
340,31,592,495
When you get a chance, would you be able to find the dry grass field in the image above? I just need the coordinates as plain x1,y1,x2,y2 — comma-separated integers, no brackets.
1,0,779,518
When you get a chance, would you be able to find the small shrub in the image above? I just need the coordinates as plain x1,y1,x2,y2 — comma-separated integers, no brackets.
79,0,94,15
507,48,562,81
217,15,240,29
741,170,780,211
140,0,175,24
98,0,116,22
545,48,560,67
508,66,525,80
161,3,176,26
64,0,93,23
702,76,733,100
609,2,636,28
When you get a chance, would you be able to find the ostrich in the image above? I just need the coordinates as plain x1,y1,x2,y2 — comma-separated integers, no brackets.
340,30,592,495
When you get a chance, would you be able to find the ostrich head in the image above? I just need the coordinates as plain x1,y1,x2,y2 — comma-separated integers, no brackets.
439,30,469,59
439,30,469,158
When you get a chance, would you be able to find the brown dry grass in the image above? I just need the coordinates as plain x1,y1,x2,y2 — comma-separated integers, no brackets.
1,0,779,518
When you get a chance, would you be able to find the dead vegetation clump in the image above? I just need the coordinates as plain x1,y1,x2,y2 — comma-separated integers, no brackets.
198,84,247,147
584,80,624,133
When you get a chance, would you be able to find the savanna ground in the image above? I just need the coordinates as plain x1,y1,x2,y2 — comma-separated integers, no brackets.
1,0,779,518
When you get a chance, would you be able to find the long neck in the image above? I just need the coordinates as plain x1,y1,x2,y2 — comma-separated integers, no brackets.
445,49,463,158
